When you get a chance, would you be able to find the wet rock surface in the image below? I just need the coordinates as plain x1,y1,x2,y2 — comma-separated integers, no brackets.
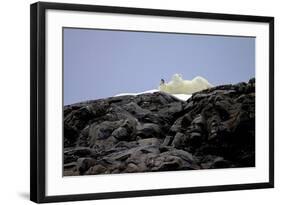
64,78,255,176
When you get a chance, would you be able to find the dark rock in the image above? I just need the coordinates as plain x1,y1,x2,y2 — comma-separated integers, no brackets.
77,158,96,175
64,123,79,148
64,78,255,175
171,132,185,149
136,123,162,139
137,138,161,147
88,120,123,146
125,163,139,173
86,164,107,175
161,135,173,147
64,147,95,164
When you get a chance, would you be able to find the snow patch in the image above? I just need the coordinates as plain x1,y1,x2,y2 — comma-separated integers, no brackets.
115,89,191,101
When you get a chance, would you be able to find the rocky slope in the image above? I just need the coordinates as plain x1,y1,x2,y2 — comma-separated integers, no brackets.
64,78,255,176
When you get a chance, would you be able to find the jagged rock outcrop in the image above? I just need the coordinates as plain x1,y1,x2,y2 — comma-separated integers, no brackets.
64,78,255,176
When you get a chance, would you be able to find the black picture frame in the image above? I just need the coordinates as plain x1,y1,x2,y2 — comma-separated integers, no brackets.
30,2,274,203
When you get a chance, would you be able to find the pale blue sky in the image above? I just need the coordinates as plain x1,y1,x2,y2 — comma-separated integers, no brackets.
64,28,255,105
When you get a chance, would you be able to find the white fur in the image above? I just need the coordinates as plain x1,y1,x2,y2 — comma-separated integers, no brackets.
159,74,212,94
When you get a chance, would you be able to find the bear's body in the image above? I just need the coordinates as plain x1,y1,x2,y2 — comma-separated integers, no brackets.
159,74,212,94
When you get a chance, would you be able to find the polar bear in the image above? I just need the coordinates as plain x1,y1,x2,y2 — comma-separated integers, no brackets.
159,74,212,94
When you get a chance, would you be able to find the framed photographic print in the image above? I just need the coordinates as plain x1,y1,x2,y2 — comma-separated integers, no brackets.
30,2,274,203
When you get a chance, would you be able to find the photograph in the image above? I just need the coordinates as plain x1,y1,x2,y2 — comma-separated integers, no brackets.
30,2,274,202
63,28,256,176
